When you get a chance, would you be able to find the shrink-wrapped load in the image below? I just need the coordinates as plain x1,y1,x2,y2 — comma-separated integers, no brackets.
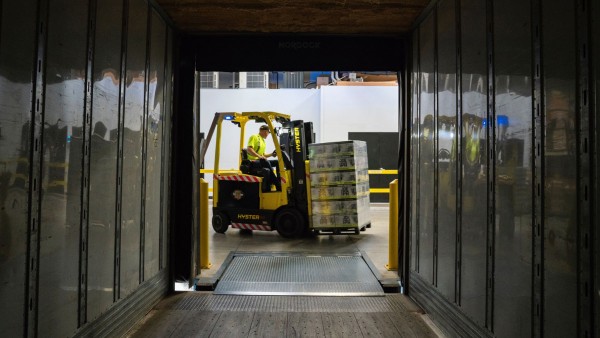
308,140,371,233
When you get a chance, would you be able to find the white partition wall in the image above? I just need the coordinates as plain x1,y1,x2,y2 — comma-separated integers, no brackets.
200,89,321,174
199,86,399,182
320,86,399,142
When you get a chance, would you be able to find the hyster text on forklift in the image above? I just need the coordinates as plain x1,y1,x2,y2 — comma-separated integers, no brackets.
200,112,315,238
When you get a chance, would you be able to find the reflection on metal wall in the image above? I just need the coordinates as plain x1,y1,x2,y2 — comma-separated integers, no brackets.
594,3,600,337
541,1,578,336
88,0,123,322
162,26,173,272
410,29,419,275
492,0,532,337
418,14,435,285
144,11,167,280
408,0,597,337
459,0,487,326
435,0,457,302
38,1,89,335
0,1,36,337
121,0,147,298
0,0,173,336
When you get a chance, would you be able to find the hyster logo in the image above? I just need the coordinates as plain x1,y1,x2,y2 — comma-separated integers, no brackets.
294,127,301,153
237,214,260,220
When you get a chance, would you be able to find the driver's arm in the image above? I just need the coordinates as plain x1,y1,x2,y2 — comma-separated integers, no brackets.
247,146,265,159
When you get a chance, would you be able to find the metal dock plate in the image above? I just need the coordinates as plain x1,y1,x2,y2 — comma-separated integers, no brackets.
214,255,384,296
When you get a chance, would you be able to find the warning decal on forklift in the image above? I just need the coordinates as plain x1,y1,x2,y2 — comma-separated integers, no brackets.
232,223,272,231
214,174,261,182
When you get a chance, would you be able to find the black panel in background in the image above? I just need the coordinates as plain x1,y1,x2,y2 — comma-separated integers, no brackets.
187,35,406,71
348,132,399,203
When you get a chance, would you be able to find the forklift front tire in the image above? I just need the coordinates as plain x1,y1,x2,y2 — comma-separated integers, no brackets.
212,211,230,234
275,208,304,238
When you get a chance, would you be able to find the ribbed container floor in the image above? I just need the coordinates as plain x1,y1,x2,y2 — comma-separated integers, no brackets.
128,293,440,338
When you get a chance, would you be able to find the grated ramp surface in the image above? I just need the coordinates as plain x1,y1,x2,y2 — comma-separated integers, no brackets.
213,255,384,296
162,293,413,313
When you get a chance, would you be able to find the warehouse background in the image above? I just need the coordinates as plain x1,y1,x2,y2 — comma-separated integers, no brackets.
199,86,398,175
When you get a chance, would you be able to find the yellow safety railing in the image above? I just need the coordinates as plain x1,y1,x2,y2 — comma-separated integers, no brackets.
368,169,398,175
200,168,398,194
200,169,238,174
386,179,398,271
367,169,398,194
199,178,211,269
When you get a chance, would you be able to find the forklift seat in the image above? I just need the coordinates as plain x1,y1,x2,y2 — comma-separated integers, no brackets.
240,149,251,174
240,148,272,192
241,148,264,176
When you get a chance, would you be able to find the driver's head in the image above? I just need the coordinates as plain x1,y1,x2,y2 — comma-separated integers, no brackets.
259,125,270,138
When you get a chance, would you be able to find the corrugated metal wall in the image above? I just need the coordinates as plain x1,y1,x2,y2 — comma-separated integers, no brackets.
0,0,173,336
408,0,598,337
595,4,600,338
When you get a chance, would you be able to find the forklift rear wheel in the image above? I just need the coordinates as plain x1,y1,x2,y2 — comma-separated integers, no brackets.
275,208,303,238
212,211,230,233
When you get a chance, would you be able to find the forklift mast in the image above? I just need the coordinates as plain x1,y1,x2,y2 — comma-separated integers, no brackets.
281,120,313,215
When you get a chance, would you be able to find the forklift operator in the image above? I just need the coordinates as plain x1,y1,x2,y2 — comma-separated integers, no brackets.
247,125,281,190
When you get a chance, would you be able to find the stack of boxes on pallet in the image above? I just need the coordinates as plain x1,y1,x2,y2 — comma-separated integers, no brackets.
308,140,371,233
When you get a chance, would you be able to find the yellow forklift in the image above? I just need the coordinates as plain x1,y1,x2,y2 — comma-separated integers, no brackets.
200,112,315,238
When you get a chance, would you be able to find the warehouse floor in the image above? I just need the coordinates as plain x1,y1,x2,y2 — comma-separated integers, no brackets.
197,202,399,286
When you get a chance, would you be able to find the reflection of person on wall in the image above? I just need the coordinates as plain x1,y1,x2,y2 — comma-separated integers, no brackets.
420,114,434,242
247,125,280,190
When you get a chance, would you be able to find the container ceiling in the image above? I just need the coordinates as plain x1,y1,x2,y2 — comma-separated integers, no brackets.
154,0,431,35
